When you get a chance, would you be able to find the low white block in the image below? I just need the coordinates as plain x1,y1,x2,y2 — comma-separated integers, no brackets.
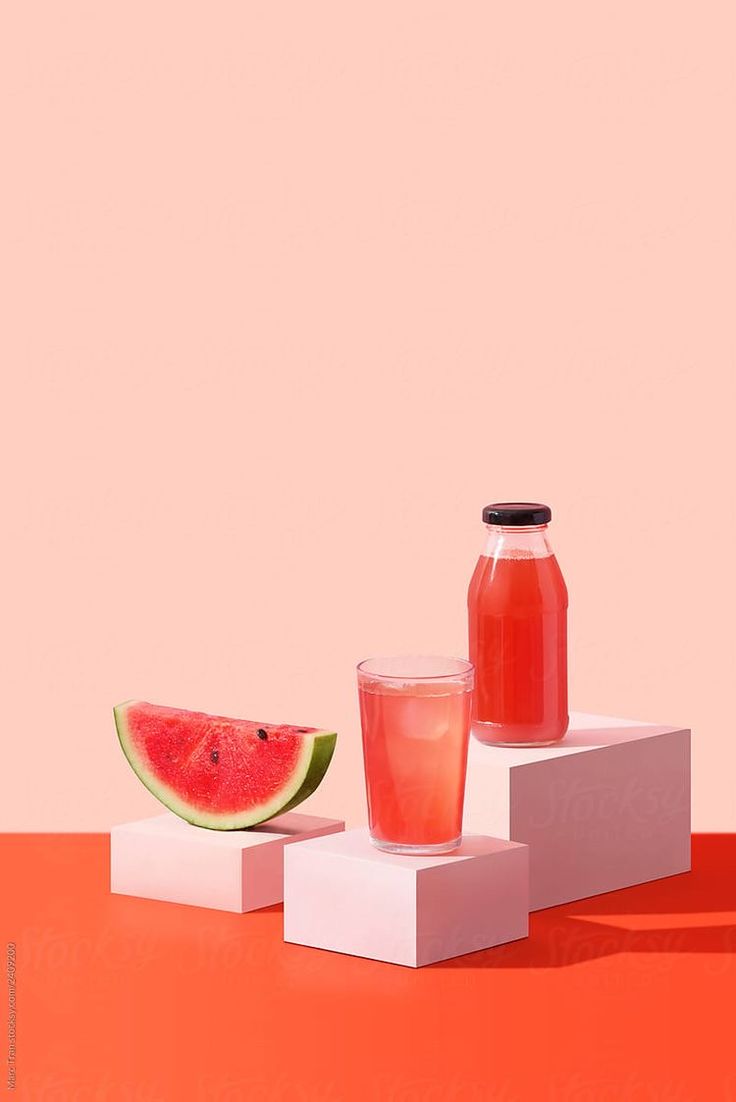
110,811,345,912
283,827,529,967
464,711,691,910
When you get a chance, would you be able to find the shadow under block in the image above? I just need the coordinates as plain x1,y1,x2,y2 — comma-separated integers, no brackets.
283,827,529,967
463,712,691,910
110,811,345,912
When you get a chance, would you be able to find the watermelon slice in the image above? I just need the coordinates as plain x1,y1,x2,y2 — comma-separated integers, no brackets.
114,701,337,830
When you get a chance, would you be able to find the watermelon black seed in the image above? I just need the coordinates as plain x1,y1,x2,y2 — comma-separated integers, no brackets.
257,728,268,740
210,750,219,764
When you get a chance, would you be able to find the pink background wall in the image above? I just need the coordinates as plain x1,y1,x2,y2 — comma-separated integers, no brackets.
2,3,733,830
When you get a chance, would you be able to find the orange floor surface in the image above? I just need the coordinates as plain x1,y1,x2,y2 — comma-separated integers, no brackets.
2,833,735,1101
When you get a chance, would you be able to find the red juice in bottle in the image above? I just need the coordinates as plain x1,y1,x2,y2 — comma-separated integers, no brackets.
468,502,568,746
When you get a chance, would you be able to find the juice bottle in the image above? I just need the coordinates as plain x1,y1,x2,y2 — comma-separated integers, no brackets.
468,503,568,746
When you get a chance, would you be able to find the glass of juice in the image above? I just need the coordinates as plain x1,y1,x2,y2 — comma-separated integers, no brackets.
468,502,568,746
357,655,474,855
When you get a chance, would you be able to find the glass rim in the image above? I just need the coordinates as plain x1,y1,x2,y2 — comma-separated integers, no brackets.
356,654,474,682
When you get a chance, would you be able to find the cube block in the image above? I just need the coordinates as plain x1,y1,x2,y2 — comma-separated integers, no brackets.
283,828,529,967
464,711,691,910
110,811,345,912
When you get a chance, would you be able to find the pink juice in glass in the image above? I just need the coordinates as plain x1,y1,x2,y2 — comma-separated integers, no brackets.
357,656,474,854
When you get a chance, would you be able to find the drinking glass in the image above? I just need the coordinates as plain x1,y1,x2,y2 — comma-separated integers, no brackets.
357,655,474,855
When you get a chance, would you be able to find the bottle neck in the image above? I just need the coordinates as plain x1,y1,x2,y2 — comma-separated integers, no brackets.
481,524,553,559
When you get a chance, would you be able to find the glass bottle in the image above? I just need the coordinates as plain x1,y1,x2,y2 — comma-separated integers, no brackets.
468,503,568,746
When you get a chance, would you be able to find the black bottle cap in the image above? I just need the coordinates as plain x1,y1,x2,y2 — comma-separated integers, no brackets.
482,502,552,526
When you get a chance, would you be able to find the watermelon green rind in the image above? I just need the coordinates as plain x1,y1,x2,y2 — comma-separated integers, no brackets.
274,728,337,815
113,700,337,830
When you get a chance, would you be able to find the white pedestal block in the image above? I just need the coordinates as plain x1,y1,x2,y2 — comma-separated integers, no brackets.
110,811,345,912
283,828,529,967
464,712,690,910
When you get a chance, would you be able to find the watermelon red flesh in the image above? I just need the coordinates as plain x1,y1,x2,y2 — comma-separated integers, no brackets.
114,701,337,830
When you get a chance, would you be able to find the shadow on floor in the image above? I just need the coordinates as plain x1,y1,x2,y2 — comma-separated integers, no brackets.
433,834,736,969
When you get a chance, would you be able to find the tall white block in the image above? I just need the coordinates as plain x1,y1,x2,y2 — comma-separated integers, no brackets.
464,712,690,910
